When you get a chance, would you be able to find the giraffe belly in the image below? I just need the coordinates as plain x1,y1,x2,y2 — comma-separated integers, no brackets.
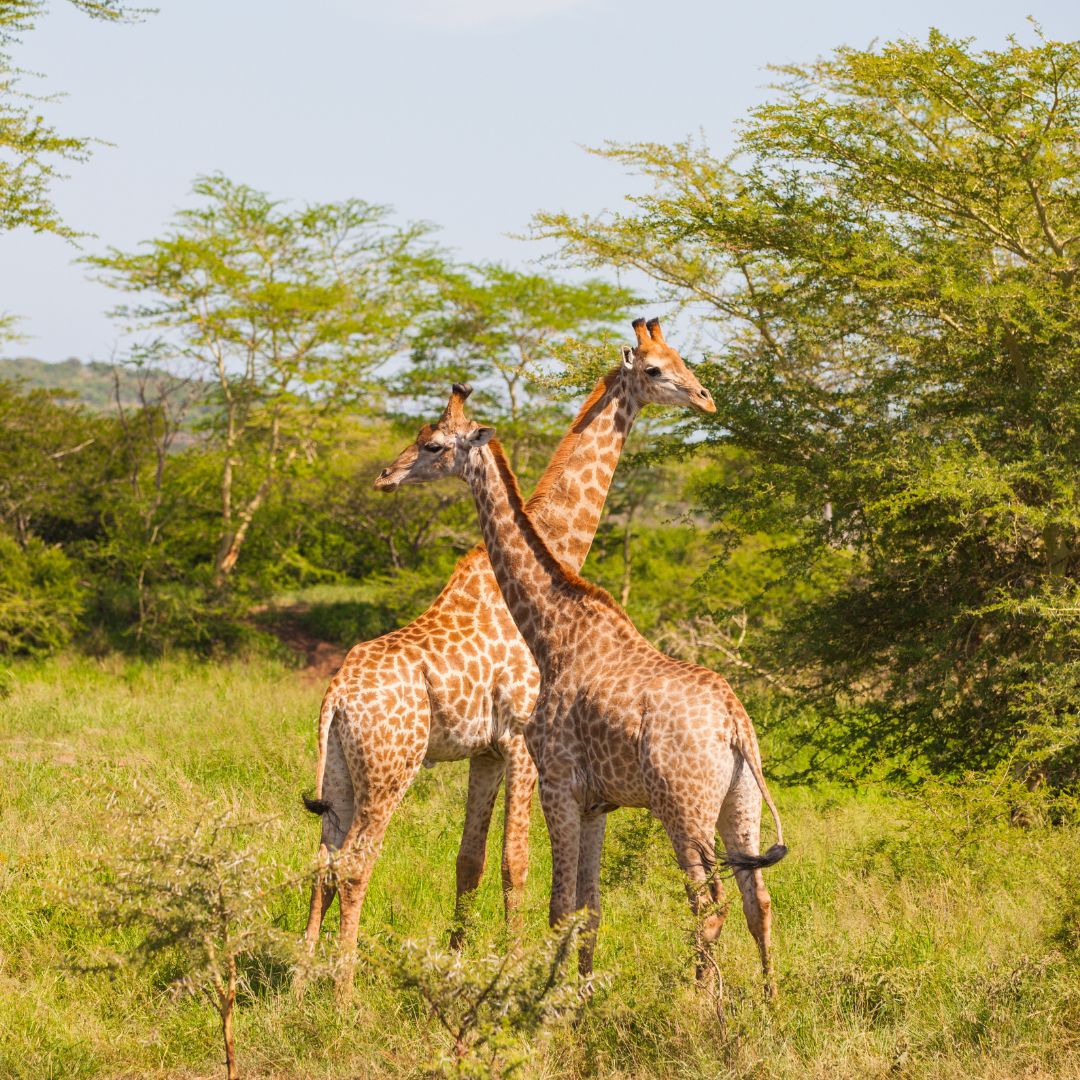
419,644,537,765
585,760,650,809
422,699,496,762
420,665,503,764
578,705,651,808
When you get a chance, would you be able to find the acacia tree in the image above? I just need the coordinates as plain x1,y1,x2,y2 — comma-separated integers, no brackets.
1,0,150,238
538,27,1080,782
401,263,634,480
89,175,441,587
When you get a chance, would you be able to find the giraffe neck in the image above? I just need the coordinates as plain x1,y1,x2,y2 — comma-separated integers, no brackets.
524,368,639,573
464,440,593,662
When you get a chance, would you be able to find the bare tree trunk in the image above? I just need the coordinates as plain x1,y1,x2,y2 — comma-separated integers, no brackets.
212,347,239,587
215,482,269,583
214,442,298,585
219,961,239,1080
215,448,237,586
220,993,238,1080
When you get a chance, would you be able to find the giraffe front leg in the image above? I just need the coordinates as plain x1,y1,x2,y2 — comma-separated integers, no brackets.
450,750,505,949
538,778,582,929
500,735,537,934
574,811,606,974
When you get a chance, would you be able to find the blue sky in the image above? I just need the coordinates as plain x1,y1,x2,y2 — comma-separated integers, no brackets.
3,0,1079,361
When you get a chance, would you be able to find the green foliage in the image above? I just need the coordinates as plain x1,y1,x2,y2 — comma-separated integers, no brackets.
538,26,1080,781
0,378,120,544
264,418,476,585
0,530,83,653
853,765,1079,884
0,178,641,654
0,368,479,654
372,914,599,1078
80,791,302,1080
0,0,151,237
280,570,457,647
402,262,634,486
86,174,443,588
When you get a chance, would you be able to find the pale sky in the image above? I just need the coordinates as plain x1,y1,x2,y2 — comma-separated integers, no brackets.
3,0,1079,361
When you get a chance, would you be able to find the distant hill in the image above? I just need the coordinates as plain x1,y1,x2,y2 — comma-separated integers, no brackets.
0,356,201,412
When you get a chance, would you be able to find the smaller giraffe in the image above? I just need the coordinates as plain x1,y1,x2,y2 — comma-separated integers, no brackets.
380,378,788,998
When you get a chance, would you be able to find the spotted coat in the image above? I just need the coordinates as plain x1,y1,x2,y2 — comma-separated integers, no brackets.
303,318,716,983
393,320,788,998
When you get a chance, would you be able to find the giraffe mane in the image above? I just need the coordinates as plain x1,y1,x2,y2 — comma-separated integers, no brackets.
486,438,635,628
524,367,621,513
433,366,624,608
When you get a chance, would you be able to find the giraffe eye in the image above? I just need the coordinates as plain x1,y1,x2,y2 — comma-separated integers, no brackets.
645,366,661,378
424,442,444,453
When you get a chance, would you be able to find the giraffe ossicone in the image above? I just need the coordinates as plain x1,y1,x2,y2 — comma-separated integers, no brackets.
381,375,787,998
303,318,714,993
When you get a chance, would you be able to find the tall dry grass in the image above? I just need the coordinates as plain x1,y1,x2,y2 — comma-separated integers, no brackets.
1,655,1077,1078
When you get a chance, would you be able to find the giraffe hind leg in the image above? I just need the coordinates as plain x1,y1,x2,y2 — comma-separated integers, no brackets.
574,811,606,974
719,764,777,999
304,718,354,950
334,745,425,1000
650,776,729,995
663,827,730,990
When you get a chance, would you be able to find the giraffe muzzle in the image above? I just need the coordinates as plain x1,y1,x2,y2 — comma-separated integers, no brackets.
374,468,400,492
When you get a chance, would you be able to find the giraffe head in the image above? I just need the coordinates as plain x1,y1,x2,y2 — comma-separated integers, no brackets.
374,318,714,491
621,316,716,414
375,383,494,491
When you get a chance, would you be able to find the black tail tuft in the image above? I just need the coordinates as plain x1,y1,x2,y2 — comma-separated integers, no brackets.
303,793,340,833
688,836,718,875
303,794,331,816
719,843,788,873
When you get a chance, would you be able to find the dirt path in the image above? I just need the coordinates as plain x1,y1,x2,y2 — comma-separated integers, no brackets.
262,607,348,684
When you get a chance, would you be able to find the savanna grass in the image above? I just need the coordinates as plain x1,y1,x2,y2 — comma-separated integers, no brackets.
1,655,1077,1078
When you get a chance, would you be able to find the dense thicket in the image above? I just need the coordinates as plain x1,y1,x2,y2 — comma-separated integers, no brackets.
0,176,640,651
5,28,1078,785
537,28,1080,782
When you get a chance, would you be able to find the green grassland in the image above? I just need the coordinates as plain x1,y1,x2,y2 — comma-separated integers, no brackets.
2,654,1078,1079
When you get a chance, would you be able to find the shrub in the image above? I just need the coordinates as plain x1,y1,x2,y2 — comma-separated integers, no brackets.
371,914,602,1078
0,532,85,655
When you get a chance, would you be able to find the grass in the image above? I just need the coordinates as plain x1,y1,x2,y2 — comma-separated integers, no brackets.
1,653,1078,1078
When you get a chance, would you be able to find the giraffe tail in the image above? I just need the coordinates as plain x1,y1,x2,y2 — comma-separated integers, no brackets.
719,711,788,873
302,691,338,819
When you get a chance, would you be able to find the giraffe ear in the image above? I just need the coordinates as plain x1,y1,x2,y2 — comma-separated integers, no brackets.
467,425,495,446
621,345,635,371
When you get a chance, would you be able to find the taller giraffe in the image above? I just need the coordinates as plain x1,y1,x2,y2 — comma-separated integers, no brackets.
382,381,787,998
303,318,715,978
